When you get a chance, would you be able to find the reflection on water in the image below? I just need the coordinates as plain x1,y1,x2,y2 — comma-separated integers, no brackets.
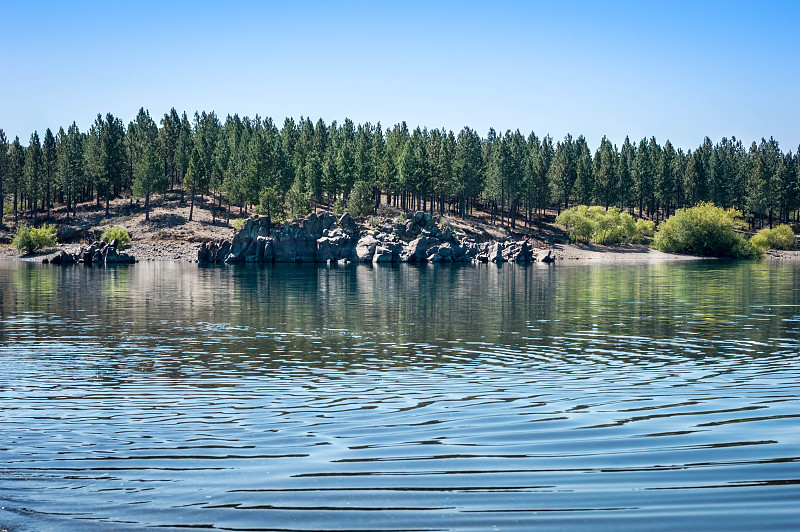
0,261,799,531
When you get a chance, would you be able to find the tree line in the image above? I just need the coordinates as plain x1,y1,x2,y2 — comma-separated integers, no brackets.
1,108,798,230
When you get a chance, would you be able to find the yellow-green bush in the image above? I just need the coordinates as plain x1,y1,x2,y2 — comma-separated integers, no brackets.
100,226,131,249
750,224,796,250
652,202,763,258
12,223,58,254
555,206,651,245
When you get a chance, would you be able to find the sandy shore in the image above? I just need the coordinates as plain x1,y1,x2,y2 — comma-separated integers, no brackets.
551,243,714,263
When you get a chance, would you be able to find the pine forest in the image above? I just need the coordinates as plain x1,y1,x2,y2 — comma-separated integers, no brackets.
1,108,798,230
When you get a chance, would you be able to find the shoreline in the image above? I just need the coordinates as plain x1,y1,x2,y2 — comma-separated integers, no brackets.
4,240,798,264
1,197,798,264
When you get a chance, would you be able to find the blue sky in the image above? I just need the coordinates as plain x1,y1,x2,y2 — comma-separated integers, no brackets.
2,0,798,152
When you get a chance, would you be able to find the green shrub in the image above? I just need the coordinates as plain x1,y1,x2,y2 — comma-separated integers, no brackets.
652,202,763,258
100,226,131,249
12,223,57,254
750,224,796,250
232,218,246,230
555,205,650,245
634,219,656,242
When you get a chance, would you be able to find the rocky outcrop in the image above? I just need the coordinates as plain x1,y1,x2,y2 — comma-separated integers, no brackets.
198,212,359,264
44,239,136,265
199,211,555,265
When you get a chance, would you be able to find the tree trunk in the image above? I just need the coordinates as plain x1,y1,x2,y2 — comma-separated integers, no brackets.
145,193,150,221
189,191,195,222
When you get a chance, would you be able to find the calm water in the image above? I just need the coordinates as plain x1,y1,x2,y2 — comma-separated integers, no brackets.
1,260,799,531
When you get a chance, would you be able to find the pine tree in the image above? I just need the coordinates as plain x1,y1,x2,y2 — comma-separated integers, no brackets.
593,136,617,209
8,137,24,222
548,134,576,213
174,112,192,203
657,140,676,220
25,131,43,223
131,109,167,220
573,135,593,206
160,108,180,190
617,136,634,212
184,146,205,222
59,123,84,220
0,129,7,227
632,138,651,217
42,128,57,216
455,127,483,218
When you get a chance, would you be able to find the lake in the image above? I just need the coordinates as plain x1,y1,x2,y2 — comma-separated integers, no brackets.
1,260,799,531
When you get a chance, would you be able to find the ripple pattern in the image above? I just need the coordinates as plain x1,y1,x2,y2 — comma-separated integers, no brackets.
0,261,799,531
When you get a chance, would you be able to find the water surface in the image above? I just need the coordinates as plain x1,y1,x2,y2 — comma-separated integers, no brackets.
1,261,799,531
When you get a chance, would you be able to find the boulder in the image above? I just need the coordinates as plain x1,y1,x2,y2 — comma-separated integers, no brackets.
406,236,433,261
356,235,378,262
216,241,231,262
489,242,505,263
372,246,394,263
104,247,120,263
535,249,554,263
338,212,357,234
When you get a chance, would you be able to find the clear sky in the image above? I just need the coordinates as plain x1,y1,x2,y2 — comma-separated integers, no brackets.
2,0,798,152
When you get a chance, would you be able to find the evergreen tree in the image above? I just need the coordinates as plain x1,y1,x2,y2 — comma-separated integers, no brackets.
656,140,676,219
42,128,57,216
8,137,24,221
455,126,484,218
59,123,84,220
25,131,43,223
174,112,192,202
632,138,652,217
617,136,634,212
131,108,167,220
593,136,617,209
506,130,527,228
0,129,7,227
184,146,205,221
548,134,576,213
746,141,770,227
483,128,503,221
573,135,593,206
160,108,180,189
534,135,554,222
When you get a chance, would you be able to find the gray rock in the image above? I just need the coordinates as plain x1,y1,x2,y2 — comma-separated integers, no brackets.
216,241,231,262
372,246,393,263
272,236,316,262
338,212,357,234
105,247,119,263
356,235,378,262
255,236,269,262
405,236,432,261
438,242,453,257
